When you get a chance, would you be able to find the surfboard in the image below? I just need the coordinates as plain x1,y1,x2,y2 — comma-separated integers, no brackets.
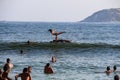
50,39,71,43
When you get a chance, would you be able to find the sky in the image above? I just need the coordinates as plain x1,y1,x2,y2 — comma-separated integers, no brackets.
0,0,120,22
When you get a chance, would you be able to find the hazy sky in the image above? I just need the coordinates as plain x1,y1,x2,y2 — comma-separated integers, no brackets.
0,0,120,22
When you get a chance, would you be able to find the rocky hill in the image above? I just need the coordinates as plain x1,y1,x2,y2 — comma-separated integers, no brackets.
81,8,120,22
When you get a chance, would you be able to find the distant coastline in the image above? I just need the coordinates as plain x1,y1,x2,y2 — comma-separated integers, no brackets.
80,8,120,22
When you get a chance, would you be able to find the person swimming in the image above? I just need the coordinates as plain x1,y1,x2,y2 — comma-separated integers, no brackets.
48,29,66,42
114,74,119,80
28,66,32,74
3,58,14,72
44,63,54,74
15,68,32,80
0,69,7,80
113,65,117,72
51,56,57,63
105,66,112,75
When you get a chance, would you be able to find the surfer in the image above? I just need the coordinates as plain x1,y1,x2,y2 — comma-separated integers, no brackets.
48,29,66,42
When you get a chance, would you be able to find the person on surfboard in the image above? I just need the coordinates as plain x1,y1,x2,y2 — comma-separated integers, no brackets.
48,29,66,42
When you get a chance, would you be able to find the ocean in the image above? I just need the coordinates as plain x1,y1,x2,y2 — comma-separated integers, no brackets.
0,21,120,80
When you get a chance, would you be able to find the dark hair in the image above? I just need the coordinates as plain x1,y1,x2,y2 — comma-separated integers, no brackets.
107,66,110,71
48,29,52,32
114,75,119,80
7,58,10,63
23,68,28,73
46,63,50,67
114,65,117,71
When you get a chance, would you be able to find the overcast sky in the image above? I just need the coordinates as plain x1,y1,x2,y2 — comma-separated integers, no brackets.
0,0,120,22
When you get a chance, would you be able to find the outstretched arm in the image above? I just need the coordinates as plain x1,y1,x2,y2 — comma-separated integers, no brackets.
57,31,66,35
15,74,20,80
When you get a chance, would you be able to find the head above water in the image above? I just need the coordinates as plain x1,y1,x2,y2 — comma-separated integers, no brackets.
46,63,50,67
48,29,52,32
113,65,117,70
114,75,119,80
107,66,110,71
23,68,28,73
7,58,10,63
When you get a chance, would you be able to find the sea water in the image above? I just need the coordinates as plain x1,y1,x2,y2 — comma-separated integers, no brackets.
0,21,120,80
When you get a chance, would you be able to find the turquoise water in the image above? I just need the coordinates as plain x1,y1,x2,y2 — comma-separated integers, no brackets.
0,21,120,80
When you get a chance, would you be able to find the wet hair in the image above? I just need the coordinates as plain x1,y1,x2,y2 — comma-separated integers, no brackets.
107,66,110,71
114,65,117,71
23,68,28,73
48,29,52,32
46,63,50,67
7,58,10,63
114,75,119,80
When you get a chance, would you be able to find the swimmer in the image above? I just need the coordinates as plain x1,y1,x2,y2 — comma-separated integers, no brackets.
105,66,112,75
3,58,14,72
44,63,54,74
20,50,24,54
113,65,117,72
28,66,32,74
114,74,119,80
15,68,32,80
2,67,12,80
0,69,7,80
52,56,56,63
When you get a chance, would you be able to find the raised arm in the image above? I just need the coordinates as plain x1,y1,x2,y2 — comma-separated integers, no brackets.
15,75,18,80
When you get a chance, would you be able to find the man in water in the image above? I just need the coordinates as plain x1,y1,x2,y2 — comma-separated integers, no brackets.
2,67,12,80
0,69,7,80
52,56,56,63
3,58,14,73
44,63,54,74
113,65,117,72
48,29,66,42
15,68,32,80
28,66,32,74
105,66,112,75
114,75,119,80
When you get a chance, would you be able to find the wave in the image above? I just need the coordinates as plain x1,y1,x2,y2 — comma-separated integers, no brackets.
0,41,120,50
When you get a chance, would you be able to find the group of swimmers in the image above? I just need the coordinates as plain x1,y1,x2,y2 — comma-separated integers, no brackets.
0,58,32,80
0,58,14,80
0,56,56,80
105,65,120,80
1,57,120,80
